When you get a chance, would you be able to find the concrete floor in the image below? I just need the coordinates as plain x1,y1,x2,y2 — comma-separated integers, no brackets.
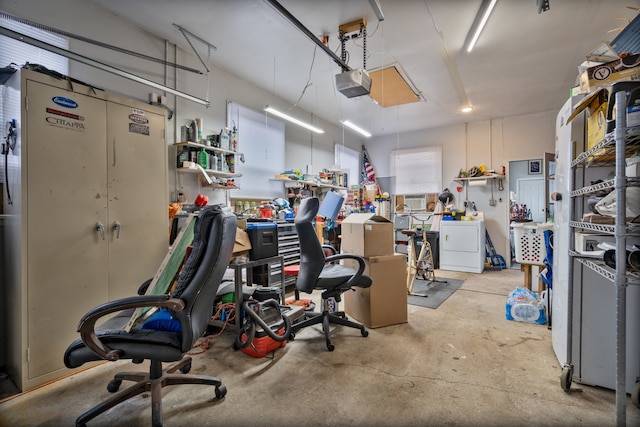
1,268,639,426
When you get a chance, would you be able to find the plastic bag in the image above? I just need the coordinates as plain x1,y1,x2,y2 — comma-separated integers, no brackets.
595,186,640,218
505,287,547,325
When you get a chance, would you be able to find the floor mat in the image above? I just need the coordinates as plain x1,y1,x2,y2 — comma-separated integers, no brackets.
407,278,464,309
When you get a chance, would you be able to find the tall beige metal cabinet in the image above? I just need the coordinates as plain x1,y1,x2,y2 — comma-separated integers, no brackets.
2,68,169,392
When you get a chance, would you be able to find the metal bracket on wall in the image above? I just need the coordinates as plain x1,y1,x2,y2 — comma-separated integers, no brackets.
173,24,218,107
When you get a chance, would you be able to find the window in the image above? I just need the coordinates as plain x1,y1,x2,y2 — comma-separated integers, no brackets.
1,16,69,191
391,146,442,194
334,143,359,187
227,101,285,199
0,15,69,74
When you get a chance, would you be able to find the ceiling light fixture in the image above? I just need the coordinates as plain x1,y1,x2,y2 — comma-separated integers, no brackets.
464,0,497,53
264,106,324,134
342,120,372,137
461,105,474,113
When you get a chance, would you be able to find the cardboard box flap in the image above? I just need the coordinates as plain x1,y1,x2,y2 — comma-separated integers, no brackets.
341,213,392,224
567,88,608,124
233,228,252,253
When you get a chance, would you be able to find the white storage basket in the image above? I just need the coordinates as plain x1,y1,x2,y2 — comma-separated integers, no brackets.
511,222,553,265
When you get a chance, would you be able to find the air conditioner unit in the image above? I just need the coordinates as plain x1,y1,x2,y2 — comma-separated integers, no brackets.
335,68,372,98
404,195,426,211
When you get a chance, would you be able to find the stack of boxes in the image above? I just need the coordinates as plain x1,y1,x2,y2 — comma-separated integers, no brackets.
340,213,408,328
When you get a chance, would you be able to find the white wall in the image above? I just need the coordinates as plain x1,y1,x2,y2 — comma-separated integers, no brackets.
3,0,559,263
2,0,363,206
368,111,557,267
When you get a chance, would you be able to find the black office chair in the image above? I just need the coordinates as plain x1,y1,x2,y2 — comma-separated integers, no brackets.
64,204,237,427
290,197,372,351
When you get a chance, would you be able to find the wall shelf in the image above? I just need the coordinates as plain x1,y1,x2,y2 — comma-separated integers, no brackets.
174,141,242,156
177,166,241,178
453,173,504,183
270,178,347,191
201,183,240,190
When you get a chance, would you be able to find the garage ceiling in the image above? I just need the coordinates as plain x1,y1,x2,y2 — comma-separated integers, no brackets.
84,0,640,137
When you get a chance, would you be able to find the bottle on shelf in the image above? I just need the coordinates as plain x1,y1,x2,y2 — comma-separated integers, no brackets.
197,148,209,170
209,153,218,170
232,125,238,152
226,154,235,173
219,128,230,151
177,146,190,168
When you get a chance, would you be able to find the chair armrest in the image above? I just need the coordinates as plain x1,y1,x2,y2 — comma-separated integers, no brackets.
324,253,365,288
77,295,185,362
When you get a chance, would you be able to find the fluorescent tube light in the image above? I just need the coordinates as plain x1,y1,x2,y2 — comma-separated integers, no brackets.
341,120,371,137
264,106,324,133
465,0,497,53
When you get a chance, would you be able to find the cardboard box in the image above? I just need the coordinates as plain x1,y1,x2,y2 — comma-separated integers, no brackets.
343,254,407,328
579,54,640,93
362,184,378,203
341,213,394,257
566,88,608,150
574,231,614,256
233,228,252,254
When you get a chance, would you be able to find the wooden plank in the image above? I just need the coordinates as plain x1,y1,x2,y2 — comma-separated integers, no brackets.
125,214,196,331
339,18,366,34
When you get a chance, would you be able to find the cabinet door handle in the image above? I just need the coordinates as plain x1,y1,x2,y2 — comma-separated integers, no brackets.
96,222,105,240
114,221,121,239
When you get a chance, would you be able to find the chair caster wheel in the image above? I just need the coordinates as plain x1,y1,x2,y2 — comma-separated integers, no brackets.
107,379,122,393
289,331,295,341
180,361,192,374
560,366,572,392
361,329,369,337
632,381,640,409
215,384,227,399
327,343,335,351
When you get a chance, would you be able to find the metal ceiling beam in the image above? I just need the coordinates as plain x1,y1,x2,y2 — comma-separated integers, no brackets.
263,0,352,72
0,25,209,106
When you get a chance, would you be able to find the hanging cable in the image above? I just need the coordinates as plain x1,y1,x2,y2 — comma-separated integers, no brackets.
290,45,318,110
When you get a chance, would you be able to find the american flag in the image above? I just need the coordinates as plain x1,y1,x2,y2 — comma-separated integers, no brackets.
362,146,382,195
363,149,376,182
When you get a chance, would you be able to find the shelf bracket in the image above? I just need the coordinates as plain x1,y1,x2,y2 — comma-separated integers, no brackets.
173,24,217,107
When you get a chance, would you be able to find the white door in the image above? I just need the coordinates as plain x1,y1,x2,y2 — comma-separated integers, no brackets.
517,178,545,223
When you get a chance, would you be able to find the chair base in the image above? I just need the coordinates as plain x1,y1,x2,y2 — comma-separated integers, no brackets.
75,357,226,427
290,310,368,351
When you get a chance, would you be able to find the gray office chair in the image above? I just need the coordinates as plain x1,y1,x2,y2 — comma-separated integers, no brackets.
64,204,237,427
290,197,372,351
